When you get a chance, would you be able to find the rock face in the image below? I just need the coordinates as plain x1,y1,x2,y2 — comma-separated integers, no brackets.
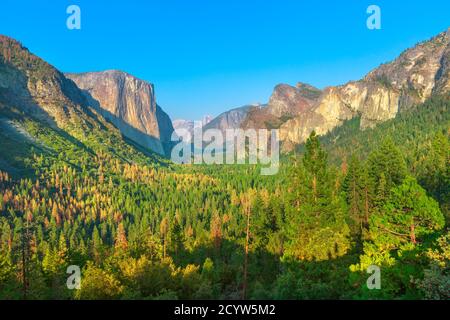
66,70,174,155
240,83,321,130
266,82,321,117
0,35,94,129
434,31,450,94
279,28,450,149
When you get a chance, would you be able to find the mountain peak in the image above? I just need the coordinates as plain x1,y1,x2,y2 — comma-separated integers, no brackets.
265,82,321,118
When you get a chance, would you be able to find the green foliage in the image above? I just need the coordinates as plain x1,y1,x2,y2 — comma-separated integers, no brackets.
75,262,123,300
283,132,351,262
373,177,444,248
0,93,448,300
349,177,445,299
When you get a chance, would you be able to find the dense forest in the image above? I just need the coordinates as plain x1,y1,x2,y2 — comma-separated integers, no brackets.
0,91,448,300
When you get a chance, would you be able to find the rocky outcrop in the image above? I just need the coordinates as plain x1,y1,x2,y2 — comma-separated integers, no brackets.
204,105,255,134
66,70,174,155
279,28,450,149
434,29,450,94
266,82,321,117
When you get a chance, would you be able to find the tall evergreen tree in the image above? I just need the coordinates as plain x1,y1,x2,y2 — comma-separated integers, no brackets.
367,137,407,194
343,155,375,234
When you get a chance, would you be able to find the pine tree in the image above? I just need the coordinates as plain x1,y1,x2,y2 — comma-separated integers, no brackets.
160,217,169,260
343,155,374,234
92,226,103,263
417,132,450,221
210,213,222,251
240,188,256,300
284,132,350,261
75,262,123,300
0,250,20,299
343,155,365,233
302,131,328,202
170,218,184,257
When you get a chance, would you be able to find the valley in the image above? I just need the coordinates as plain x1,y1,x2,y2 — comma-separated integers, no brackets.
0,27,449,300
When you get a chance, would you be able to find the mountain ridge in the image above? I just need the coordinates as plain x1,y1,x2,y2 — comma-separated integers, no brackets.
279,27,450,150
204,27,450,152
65,70,174,155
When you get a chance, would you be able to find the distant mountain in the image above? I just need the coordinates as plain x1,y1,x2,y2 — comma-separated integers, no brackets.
209,82,321,133
300,93,450,166
265,82,321,118
172,115,212,141
173,119,194,133
172,119,197,142
2,27,450,162
202,115,213,126
66,71,174,155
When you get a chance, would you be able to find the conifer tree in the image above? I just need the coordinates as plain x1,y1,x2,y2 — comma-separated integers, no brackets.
115,223,128,252
370,176,445,249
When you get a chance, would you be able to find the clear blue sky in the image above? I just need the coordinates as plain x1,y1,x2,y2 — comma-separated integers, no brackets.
0,0,449,120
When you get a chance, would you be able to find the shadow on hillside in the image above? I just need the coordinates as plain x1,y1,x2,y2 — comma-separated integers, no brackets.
0,59,170,170
0,65,100,177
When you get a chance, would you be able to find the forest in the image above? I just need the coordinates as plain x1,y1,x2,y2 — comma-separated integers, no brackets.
0,94,449,300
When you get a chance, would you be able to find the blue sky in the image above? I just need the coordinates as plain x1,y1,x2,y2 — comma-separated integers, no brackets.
0,1,449,120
